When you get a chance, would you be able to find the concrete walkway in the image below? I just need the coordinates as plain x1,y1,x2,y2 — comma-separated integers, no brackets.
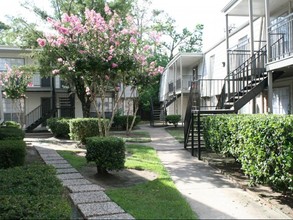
32,143,134,220
141,124,291,219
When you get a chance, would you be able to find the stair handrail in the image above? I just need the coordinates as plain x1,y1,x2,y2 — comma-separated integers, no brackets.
216,45,267,109
184,81,197,148
25,99,52,128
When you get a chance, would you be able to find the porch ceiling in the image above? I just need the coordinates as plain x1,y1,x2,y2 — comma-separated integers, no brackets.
222,0,286,17
167,53,203,70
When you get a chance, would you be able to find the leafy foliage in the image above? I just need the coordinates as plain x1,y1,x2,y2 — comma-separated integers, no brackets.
0,140,26,169
203,114,293,192
47,117,70,138
0,165,71,219
86,136,125,174
165,114,181,127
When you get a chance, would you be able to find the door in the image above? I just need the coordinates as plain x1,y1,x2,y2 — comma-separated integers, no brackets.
41,98,52,126
273,87,290,114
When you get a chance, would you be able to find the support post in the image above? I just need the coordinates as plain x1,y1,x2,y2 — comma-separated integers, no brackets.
267,71,273,113
197,111,201,160
191,113,194,156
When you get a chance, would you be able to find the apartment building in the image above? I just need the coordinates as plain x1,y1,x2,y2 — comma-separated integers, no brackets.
0,46,136,131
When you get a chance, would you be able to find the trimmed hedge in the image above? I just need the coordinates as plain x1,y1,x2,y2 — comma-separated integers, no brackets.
0,164,71,219
47,118,70,138
203,114,293,192
2,121,21,129
69,118,109,143
86,136,125,174
0,140,26,169
113,115,141,130
0,127,25,140
165,115,181,127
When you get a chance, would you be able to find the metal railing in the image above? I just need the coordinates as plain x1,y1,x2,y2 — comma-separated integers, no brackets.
217,45,267,110
268,12,293,62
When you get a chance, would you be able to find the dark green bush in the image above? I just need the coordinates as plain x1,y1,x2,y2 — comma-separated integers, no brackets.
86,136,125,174
203,114,293,192
2,121,21,129
0,164,71,219
166,115,181,127
47,118,70,138
69,118,109,143
0,127,25,140
113,115,141,130
0,140,26,169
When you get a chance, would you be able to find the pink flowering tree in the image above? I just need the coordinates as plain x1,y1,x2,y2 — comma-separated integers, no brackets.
0,64,33,127
36,4,163,136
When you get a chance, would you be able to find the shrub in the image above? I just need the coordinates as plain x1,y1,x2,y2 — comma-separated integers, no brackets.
86,136,125,174
0,164,71,219
165,115,181,127
69,118,109,143
47,118,70,138
203,114,293,192
113,115,141,130
0,127,25,140
0,140,26,169
2,121,21,129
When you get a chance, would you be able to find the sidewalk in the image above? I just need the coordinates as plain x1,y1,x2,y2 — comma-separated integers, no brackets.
140,124,291,219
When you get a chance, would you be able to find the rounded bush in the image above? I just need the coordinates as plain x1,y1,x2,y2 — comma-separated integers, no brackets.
47,118,70,138
165,115,181,127
0,127,25,140
86,136,125,174
113,115,141,130
0,140,26,169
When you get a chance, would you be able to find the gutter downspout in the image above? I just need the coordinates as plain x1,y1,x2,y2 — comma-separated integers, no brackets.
265,0,273,113
248,0,256,113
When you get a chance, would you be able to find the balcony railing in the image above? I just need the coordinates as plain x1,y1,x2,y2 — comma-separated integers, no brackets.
268,13,293,62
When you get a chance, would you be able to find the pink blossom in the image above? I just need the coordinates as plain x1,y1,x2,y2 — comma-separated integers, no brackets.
107,56,113,61
86,86,91,95
143,45,150,51
57,58,63,63
104,4,112,15
105,75,110,80
112,63,118,68
130,37,137,44
27,82,33,87
37,38,46,47
52,69,60,75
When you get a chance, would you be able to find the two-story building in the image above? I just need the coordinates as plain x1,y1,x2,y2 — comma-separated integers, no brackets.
0,46,137,131
159,0,293,155
160,0,293,120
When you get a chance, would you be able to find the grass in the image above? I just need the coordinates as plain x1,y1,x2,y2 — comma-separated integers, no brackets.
165,126,184,143
110,130,151,143
58,150,89,169
58,145,197,219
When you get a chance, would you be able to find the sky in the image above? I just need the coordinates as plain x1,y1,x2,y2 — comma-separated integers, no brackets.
0,0,237,50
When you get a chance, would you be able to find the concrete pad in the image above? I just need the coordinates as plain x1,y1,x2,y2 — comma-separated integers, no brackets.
62,178,92,187
40,155,63,160
78,202,125,218
56,168,79,174
66,184,105,193
88,213,135,219
50,163,72,169
57,173,84,180
44,159,70,164
70,191,110,204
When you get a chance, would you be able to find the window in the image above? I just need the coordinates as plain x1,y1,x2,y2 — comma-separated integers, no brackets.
0,58,24,71
3,98,24,122
273,87,290,114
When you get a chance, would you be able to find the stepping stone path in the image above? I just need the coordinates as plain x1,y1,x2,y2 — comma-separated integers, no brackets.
35,147,135,220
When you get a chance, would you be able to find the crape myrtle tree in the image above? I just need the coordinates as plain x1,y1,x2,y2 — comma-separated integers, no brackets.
36,3,163,136
0,65,34,128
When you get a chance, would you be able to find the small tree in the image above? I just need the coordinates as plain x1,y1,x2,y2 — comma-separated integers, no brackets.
0,65,33,128
36,3,163,136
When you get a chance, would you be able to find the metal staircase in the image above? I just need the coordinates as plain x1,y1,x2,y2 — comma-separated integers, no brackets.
184,45,283,159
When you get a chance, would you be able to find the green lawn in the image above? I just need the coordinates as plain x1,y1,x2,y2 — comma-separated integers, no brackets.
58,144,197,219
165,126,184,143
110,130,151,143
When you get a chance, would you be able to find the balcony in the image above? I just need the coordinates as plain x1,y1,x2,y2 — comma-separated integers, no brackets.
267,13,293,70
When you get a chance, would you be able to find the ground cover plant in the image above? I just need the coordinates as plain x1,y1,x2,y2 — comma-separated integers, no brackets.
58,145,197,219
0,164,71,219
